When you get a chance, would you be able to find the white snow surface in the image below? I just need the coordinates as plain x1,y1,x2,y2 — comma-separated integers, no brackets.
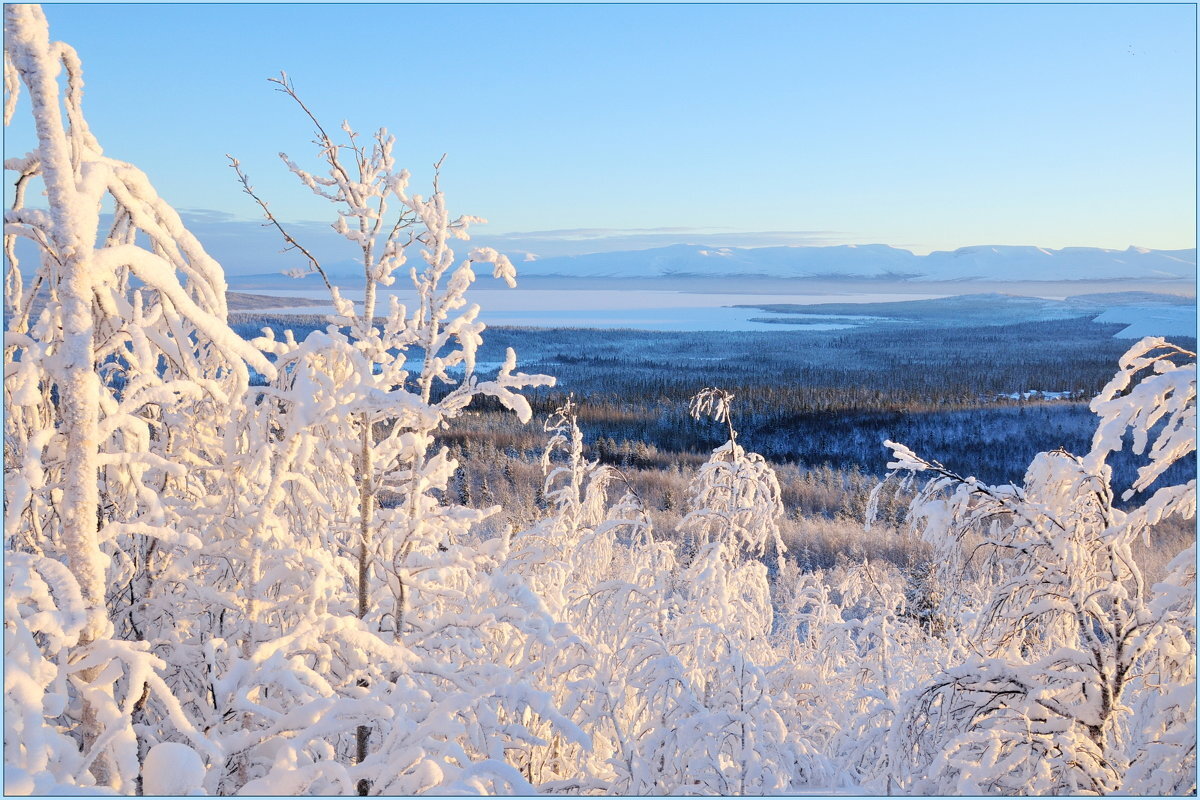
1094,305,1198,339
141,743,205,796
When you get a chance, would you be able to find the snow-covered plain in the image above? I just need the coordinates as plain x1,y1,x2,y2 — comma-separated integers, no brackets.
222,287,946,331
1093,304,1198,339
231,285,1197,338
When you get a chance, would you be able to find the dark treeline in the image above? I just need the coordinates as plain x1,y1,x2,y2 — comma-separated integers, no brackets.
231,311,1196,494
494,316,1144,407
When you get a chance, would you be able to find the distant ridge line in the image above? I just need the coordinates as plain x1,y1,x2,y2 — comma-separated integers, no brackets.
513,243,1198,282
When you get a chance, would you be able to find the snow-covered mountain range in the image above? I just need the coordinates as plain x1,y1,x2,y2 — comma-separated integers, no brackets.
516,244,1197,281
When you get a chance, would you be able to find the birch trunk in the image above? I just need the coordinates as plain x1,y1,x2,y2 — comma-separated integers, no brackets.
5,4,112,784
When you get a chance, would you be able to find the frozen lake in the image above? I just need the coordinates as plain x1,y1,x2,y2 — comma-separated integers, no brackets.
1093,305,1197,339
230,287,947,332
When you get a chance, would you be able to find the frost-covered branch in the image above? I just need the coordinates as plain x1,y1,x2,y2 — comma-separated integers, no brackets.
876,337,1196,793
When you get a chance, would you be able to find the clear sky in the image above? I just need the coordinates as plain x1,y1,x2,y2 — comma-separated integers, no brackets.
5,3,1196,262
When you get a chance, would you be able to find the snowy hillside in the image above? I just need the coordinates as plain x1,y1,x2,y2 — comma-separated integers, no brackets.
517,243,1197,281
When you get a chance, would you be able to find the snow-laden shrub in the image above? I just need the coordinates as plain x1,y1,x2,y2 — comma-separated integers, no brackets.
879,337,1196,794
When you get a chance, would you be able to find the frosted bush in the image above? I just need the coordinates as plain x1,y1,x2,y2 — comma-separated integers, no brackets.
879,337,1196,794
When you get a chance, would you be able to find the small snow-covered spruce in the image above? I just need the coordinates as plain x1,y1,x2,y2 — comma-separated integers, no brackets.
879,337,1196,795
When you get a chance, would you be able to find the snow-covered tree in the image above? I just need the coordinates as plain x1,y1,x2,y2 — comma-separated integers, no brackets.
681,387,787,565
507,398,615,610
881,337,1196,794
4,6,269,790
230,72,548,639
227,75,572,793
641,388,820,793
512,405,702,793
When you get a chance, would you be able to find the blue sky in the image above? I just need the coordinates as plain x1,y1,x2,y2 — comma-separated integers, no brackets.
5,3,1196,266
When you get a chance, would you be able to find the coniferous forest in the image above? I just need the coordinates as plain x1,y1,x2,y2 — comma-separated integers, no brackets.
4,7,1196,795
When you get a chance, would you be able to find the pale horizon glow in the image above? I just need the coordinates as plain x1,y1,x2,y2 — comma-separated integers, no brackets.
3,3,1195,260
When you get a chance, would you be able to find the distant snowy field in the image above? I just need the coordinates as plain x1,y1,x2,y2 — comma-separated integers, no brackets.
225,285,1195,338
228,287,948,332
1093,304,1197,338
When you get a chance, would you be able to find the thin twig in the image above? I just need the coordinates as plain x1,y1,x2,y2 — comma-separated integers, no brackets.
268,72,360,208
226,155,333,293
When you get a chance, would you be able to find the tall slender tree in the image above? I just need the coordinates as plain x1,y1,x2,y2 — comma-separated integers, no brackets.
4,5,270,790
